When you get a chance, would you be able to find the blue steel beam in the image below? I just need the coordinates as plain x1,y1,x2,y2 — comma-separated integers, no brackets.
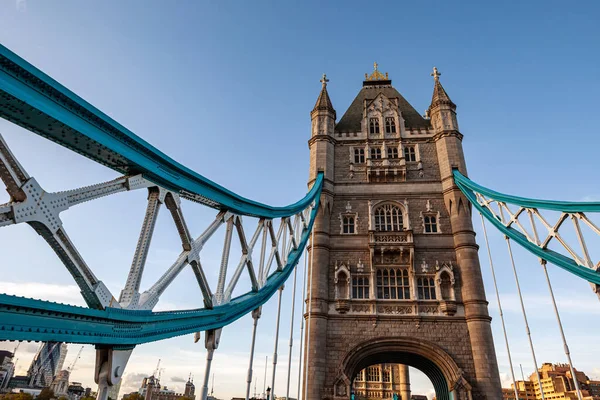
0,44,315,218
453,170,600,285
0,181,321,346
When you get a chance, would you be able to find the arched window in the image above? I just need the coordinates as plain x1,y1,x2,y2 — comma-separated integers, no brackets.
376,268,410,299
343,216,355,234
387,147,399,159
374,204,404,231
417,277,436,300
369,118,380,134
352,277,369,299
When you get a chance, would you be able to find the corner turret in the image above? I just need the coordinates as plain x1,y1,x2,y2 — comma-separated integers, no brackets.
428,67,459,133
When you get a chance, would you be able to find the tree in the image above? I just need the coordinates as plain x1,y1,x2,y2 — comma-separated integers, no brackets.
122,393,144,400
36,388,54,400
58,397,69,400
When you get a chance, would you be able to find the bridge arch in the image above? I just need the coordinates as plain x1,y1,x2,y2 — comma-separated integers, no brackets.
335,337,471,400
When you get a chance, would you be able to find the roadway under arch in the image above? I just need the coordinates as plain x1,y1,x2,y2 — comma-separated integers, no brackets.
335,337,471,400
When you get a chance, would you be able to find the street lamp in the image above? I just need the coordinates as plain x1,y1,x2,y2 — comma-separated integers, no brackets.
266,387,271,400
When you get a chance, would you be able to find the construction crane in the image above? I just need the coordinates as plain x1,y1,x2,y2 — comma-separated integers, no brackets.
67,346,84,373
153,359,161,378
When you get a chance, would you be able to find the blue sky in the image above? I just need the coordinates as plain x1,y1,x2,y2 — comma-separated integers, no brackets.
1,1,600,399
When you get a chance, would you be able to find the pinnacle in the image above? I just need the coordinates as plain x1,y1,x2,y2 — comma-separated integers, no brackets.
312,75,336,117
430,67,455,109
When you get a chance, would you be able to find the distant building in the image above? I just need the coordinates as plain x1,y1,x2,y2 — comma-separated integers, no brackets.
0,350,15,390
139,374,194,400
50,370,71,396
27,342,67,387
502,363,600,400
68,381,85,399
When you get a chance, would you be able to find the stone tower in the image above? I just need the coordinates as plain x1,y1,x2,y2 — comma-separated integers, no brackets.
303,64,501,400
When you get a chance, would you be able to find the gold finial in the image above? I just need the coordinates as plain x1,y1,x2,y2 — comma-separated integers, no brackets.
365,62,389,81
431,67,441,82
320,73,329,88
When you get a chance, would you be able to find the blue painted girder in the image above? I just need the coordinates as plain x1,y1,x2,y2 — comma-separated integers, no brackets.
453,170,600,285
0,43,316,218
0,181,321,345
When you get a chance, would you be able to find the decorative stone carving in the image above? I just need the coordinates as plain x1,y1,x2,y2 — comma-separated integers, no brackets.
377,305,413,315
351,304,372,313
421,260,429,273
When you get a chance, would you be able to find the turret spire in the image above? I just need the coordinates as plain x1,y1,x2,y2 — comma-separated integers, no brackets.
430,66,455,109
312,74,336,118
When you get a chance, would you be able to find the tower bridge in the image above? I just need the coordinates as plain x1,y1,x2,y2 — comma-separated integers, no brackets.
0,45,599,400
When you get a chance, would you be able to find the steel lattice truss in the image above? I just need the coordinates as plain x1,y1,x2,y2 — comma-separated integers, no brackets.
0,131,321,344
454,170,600,295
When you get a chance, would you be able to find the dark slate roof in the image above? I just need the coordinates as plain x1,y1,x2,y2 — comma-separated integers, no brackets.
312,85,336,118
430,80,455,109
335,83,431,132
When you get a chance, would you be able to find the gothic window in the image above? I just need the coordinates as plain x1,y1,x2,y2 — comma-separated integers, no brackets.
383,367,391,382
369,118,380,134
356,370,365,381
354,148,365,163
387,147,399,159
424,215,438,233
342,216,355,234
376,268,410,299
385,117,396,134
352,277,369,299
404,145,416,162
367,366,380,382
370,148,382,159
374,204,404,231
417,277,436,300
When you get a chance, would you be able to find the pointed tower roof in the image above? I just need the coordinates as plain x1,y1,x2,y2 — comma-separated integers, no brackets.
430,67,456,109
335,64,431,132
312,74,336,118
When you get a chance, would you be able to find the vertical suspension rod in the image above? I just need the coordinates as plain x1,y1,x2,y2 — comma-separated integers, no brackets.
503,234,546,400
270,285,284,399
527,210,583,400
245,308,261,400
303,228,315,400
297,250,308,400
479,214,520,400
285,263,299,399
541,260,583,400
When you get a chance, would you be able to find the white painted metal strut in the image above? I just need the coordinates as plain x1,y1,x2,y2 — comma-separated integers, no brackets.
479,214,520,400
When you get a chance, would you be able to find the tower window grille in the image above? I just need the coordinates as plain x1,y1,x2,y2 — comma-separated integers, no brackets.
376,268,410,299
354,148,365,163
417,277,436,300
374,204,403,231
370,148,382,159
352,277,369,299
387,147,399,159
366,366,380,382
343,216,355,234
404,146,416,162
369,118,380,134
385,117,396,133
423,215,438,233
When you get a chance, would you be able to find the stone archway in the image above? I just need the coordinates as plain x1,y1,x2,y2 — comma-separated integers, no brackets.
334,337,471,400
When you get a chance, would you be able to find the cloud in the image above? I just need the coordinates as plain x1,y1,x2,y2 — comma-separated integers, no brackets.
170,376,187,383
120,372,148,395
0,281,86,306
